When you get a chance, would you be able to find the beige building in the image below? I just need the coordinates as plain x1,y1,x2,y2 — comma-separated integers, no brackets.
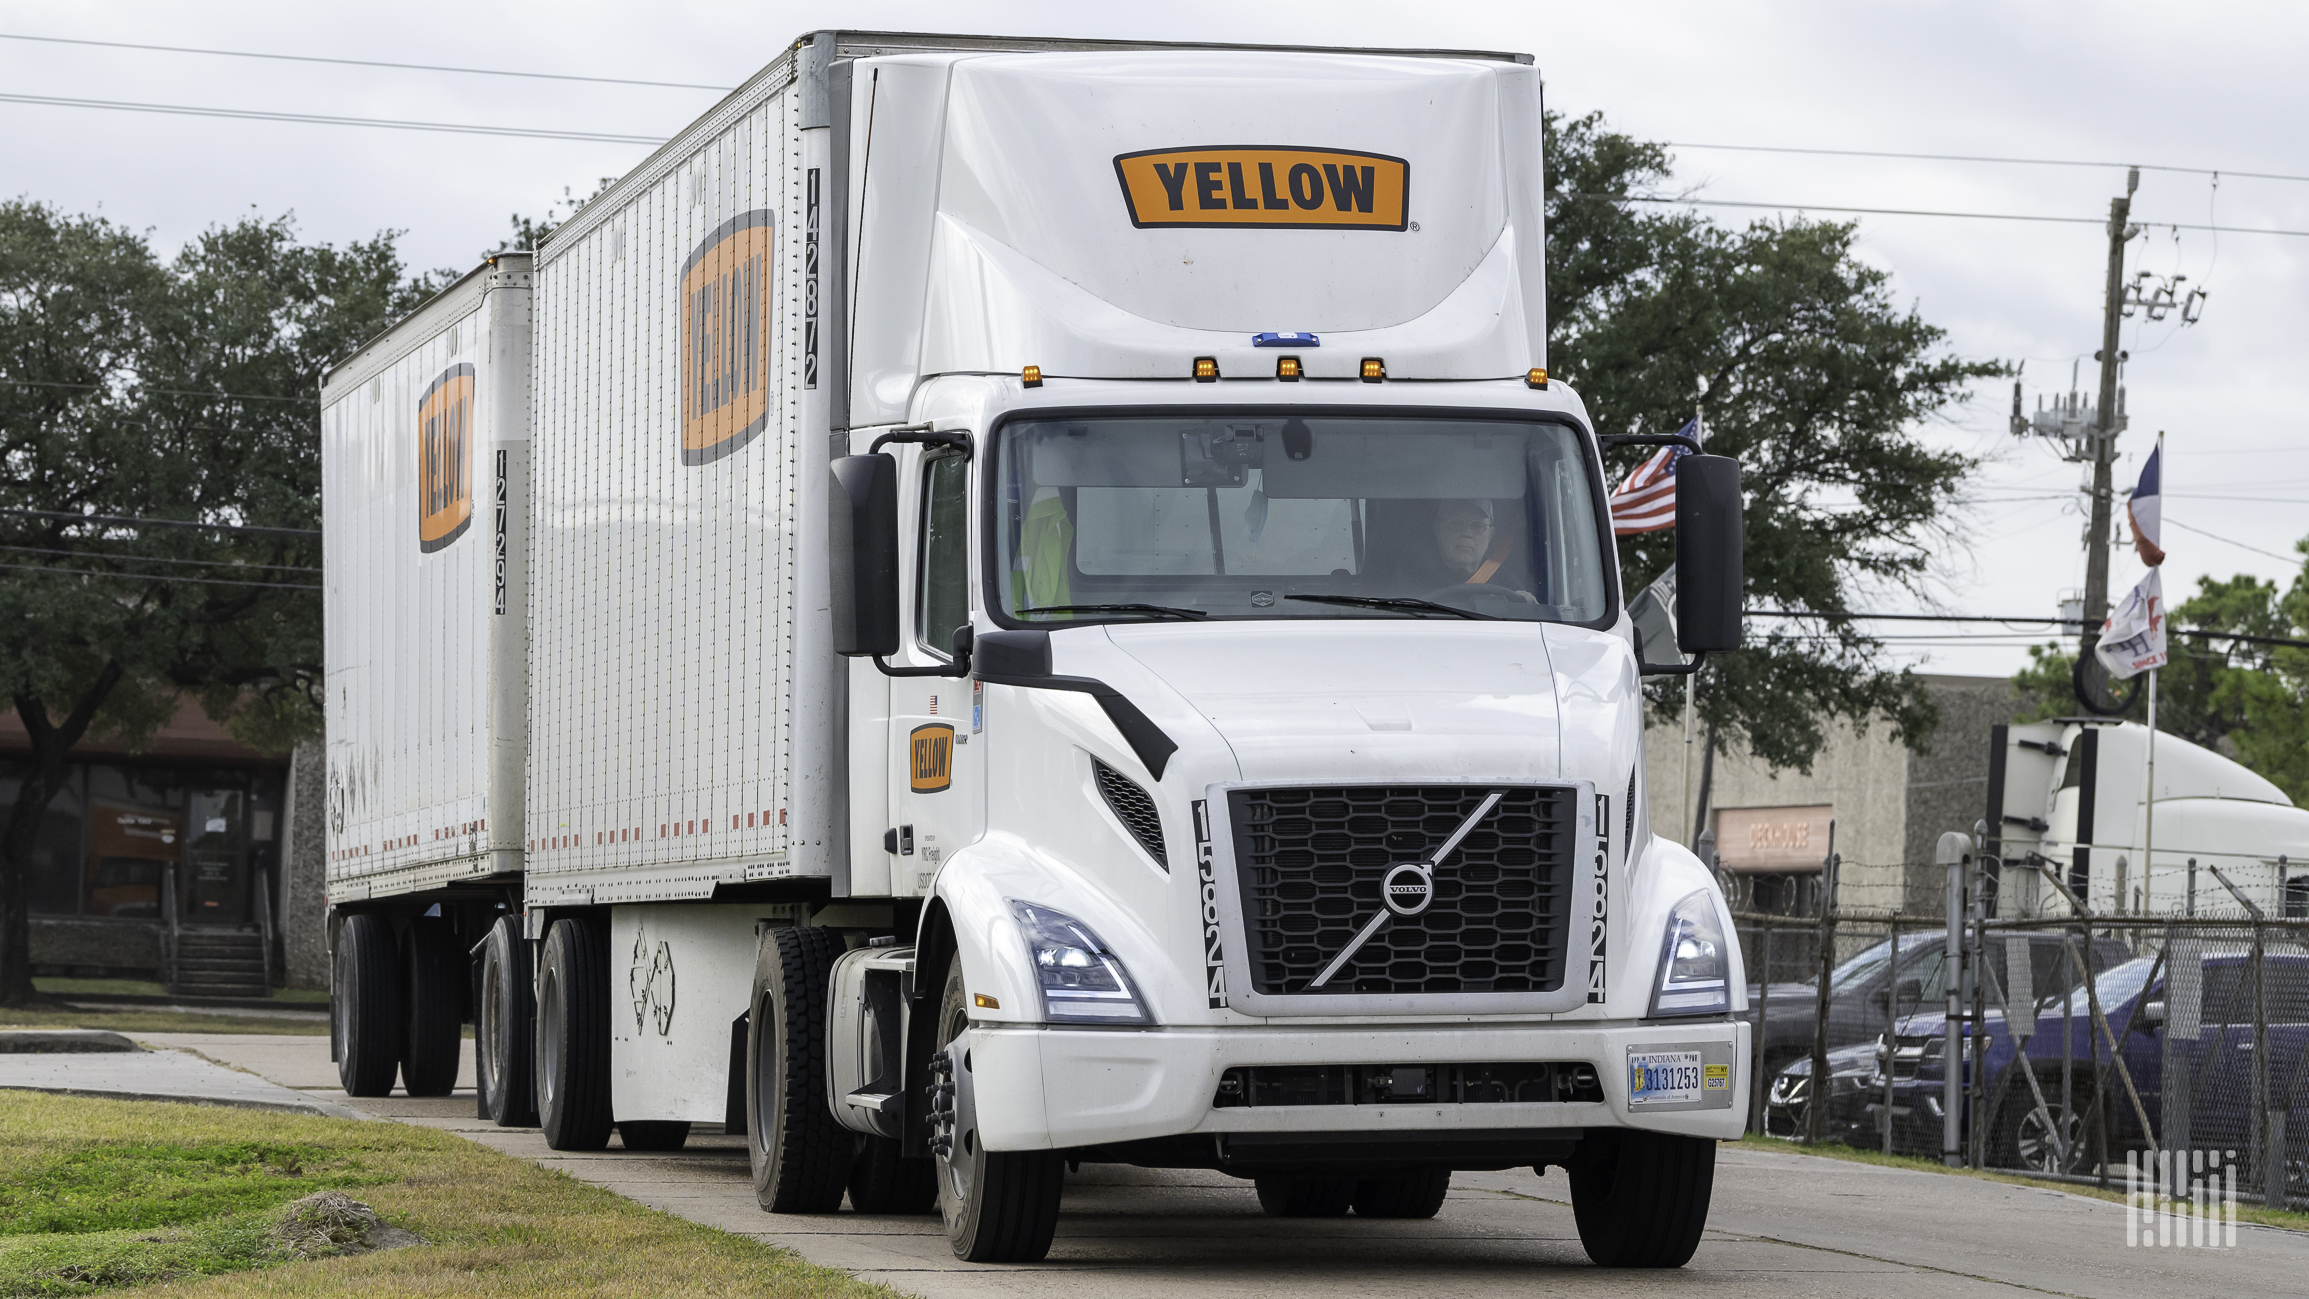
1645,674,2020,920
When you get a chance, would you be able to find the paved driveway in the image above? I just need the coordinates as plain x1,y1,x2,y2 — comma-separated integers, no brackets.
106,1034,2309,1298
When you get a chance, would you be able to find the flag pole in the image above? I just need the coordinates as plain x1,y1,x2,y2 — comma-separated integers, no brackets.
2144,667,2157,914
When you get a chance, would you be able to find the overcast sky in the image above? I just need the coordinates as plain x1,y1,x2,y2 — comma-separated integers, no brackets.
6,0,2303,680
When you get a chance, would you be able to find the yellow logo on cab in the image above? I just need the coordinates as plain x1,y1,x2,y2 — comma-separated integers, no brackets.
909,724,955,794
1112,146,1409,231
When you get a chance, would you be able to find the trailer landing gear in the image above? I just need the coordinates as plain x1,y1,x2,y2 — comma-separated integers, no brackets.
930,954,1063,1262
1568,1128,1716,1267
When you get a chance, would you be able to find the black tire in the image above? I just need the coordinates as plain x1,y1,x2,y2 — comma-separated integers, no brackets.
333,913,401,1097
1569,1129,1716,1268
1254,1176,1357,1217
1352,1169,1451,1218
477,917,538,1127
400,916,463,1097
850,1134,939,1214
536,917,615,1151
619,1120,693,1152
1989,1075,2085,1175
931,953,1063,1261
746,926,852,1212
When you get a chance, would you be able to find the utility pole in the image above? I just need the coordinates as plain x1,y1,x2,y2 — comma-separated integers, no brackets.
2079,168,2141,655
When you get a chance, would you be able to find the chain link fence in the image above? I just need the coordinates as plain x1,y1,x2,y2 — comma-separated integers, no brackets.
1728,850,2309,1210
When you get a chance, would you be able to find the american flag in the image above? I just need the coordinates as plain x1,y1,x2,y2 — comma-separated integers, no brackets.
1609,419,1697,536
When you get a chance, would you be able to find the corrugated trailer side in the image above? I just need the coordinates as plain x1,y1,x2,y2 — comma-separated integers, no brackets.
318,253,533,1107
524,51,830,909
319,254,532,898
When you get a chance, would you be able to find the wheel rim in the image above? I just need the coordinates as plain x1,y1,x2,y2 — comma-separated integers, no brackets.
537,966,562,1110
2016,1105,2081,1173
479,952,503,1099
931,1002,975,1207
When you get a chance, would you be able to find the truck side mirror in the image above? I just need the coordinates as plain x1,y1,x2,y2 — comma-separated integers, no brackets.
1674,454,1743,653
830,453,899,657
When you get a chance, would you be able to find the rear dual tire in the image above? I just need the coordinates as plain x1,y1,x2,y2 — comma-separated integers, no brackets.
333,914,401,1097
537,917,615,1151
476,916,538,1127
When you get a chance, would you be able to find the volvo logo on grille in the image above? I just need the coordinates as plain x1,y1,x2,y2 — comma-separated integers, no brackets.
1381,863,1434,916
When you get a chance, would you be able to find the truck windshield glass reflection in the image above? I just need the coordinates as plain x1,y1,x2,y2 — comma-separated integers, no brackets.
994,415,1609,624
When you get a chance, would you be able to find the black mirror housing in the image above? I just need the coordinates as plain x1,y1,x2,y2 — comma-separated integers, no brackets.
1674,454,1743,652
829,453,899,657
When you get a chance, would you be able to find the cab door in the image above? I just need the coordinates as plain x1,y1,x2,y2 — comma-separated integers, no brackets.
885,445,983,898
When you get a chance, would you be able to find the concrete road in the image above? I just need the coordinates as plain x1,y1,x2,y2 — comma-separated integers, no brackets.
129,1035,2309,1297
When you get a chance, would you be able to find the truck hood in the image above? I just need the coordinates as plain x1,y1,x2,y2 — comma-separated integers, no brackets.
1099,621,1572,785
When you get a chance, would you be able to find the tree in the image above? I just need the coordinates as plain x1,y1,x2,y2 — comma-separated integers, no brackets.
2013,538,2309,802
0,200,436,1006
1545,113,2006,772
490,177,617,256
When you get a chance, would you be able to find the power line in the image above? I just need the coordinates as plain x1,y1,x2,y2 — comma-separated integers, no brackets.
0,543,321,573
0,92,666,145
1592,193,2309,239
2163,518,2305,564
1664,141,2309,185
5,377,313,404
0,560,317,591
0,508,320,539
1746,608,2309,650
0,32,730,91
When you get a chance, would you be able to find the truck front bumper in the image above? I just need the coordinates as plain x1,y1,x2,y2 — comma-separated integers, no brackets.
962,1018,1750,1151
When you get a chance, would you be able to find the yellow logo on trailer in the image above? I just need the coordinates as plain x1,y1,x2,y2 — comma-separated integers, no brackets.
417,363,474,552
909,724,955,794
679,210,774,466
1112,147,1409,231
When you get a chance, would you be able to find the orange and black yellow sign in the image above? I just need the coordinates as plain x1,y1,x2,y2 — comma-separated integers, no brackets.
417,363,474,552
681,210,775,466
1113,146,1409,231
909,724,955,794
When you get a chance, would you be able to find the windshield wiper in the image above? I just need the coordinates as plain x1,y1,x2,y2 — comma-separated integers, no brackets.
1282,594,1497,620
1019,603,1209,621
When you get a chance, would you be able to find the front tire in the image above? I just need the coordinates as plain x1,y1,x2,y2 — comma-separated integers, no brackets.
1254,1176,1355,1217
931,953,1063,1261
1569,1129,1715,1268
477,916,538,1127
1352,1169,1450,1218
333,914,401,1097
1991,1077,2085,1175
745,926,851,1212
536,917,615,1151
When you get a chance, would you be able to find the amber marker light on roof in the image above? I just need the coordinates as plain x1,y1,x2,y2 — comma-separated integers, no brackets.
1021,365,1043,388
1193,357,1219,382
1360,357,1385,382
1276,356,1302,381
1527,367,1548,389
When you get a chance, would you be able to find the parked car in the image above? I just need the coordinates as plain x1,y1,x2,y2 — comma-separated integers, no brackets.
1745,930,2132,1094
1786,951,2309,1181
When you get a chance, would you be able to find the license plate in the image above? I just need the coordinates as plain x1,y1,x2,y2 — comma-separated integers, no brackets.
1627,1050,1704,1106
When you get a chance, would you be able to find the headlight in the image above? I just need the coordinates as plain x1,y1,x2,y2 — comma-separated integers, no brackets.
1009,901,1152,1025
1650,888,1731,1016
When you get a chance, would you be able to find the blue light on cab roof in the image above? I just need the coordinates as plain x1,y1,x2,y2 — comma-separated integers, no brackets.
1252,332,1319,348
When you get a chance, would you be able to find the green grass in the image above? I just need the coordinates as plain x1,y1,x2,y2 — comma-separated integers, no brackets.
0,1007,327,1037
30,980,171,1000
0,1092,893,1298
1733,1134,2309,1232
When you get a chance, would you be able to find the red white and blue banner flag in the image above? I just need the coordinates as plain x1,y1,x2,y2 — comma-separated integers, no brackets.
1609,419,1698,536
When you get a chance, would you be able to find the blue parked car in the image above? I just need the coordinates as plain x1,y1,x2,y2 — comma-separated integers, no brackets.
1781,951,2309,1177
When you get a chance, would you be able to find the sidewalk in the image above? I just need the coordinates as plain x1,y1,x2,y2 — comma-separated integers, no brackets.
0,1031,366,1119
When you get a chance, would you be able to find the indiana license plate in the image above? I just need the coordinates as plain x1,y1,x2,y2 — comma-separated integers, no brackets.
1627,1050,1704,1106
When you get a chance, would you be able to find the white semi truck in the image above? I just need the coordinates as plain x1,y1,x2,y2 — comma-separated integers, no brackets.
319,30,1751,1267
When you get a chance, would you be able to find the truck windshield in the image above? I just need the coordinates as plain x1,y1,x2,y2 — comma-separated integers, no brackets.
992,414,1609,624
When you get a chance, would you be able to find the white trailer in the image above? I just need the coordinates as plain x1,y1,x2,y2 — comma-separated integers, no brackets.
318,253,531,1111
321,30,1753,1268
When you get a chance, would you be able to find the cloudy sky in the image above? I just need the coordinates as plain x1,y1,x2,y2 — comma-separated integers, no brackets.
6,1,2302,678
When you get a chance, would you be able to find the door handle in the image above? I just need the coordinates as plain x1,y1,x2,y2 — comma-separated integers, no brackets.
899,825,915,856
